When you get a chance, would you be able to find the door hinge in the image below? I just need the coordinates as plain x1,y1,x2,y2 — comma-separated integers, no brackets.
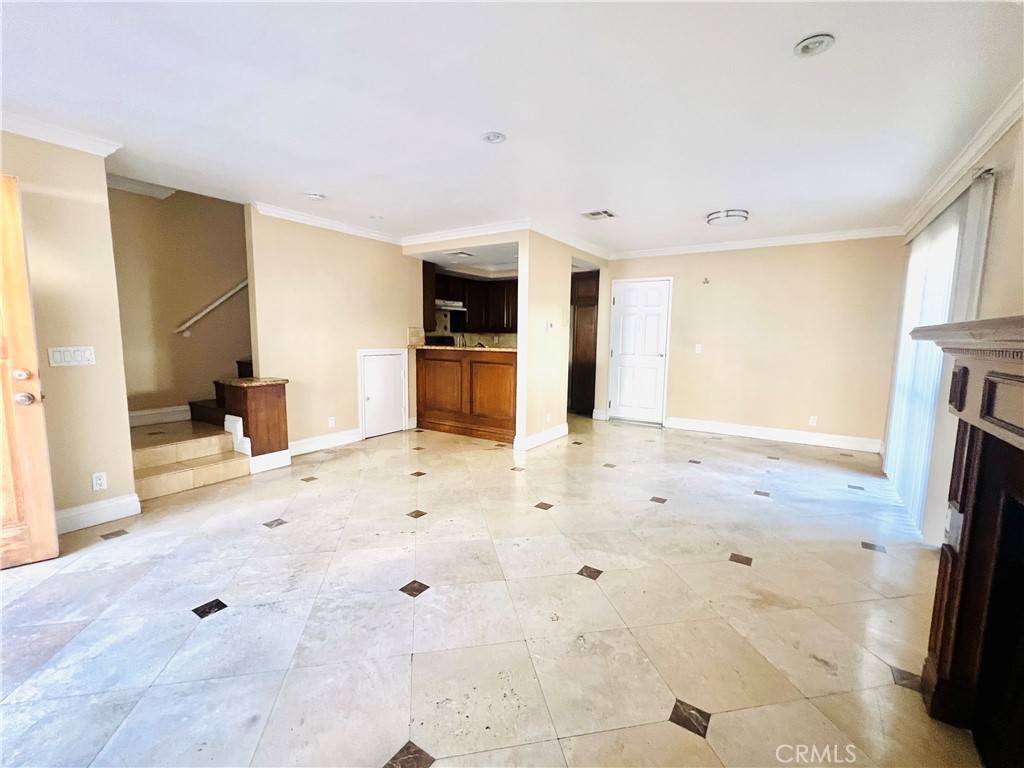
612,297,616,305
610,349,614,358
608,399,611,407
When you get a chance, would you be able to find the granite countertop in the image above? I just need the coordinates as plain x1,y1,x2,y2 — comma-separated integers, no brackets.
215,377,290,387
414,345,517,352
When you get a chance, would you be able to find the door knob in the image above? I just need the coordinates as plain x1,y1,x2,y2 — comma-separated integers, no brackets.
14,392,36,406
12,369,31,380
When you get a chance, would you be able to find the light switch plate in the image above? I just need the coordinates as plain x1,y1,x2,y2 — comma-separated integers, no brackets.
48,346,96,367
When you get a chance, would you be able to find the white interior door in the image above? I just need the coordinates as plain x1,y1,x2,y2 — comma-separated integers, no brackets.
608,279,671,423
361,351,406,439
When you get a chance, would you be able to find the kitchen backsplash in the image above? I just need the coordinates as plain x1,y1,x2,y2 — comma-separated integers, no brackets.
432,311,517,348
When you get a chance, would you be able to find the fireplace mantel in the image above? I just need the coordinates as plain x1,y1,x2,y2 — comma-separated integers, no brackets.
911,314,1023,767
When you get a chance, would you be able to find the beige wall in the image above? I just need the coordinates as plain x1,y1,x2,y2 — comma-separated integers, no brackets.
108,189,251,411
245,207,422,444
1,132,135,510
610,237,909,439
523,232,594,437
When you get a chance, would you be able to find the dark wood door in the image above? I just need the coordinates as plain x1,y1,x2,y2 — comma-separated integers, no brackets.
568,271,599,415
422,261,436,332
465,280,487,332
486,282,507,332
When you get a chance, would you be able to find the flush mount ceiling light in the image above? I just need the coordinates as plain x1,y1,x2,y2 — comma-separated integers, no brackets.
706,209,749,227
794,33,835,57
482,131,507,144
305,192,325,201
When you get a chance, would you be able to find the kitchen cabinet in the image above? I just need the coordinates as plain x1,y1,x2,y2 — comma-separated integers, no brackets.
483,279,517,333
436,273,465,302
422,262,437,332
465,280,487,332
416,348,516,442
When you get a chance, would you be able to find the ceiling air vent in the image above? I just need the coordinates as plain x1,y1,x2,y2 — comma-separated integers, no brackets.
581,210,617,220
444,251,474,258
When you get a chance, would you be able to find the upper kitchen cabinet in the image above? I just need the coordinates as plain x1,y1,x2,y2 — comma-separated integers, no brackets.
484,279,517,333
436,273,466,302
465,279,487,332
422,261,437,332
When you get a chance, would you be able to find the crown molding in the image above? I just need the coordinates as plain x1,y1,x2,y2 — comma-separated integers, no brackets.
611,225,905,260
106,173,177,200
529,225,611,261
900,79,1023,236
400,219,532,248
251,202,400,244
1,113,122,157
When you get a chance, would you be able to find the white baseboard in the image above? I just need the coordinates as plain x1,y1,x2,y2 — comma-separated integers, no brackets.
224,414,251,455
57,494,141,535
249,449,292,474
662,417,882,454
290,428,362,457
128,405,191,428
407,417,417,430
592,409,609,421
513,421,570,452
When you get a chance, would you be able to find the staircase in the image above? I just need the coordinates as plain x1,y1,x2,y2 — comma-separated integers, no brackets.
189,357,253,428
132,421,249,501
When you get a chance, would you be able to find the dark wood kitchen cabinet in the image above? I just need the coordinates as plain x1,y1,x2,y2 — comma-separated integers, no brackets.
465,280,487,332
483,280,517,333
422,261,437,332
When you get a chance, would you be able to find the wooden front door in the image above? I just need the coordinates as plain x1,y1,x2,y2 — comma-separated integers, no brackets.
1,175,58,569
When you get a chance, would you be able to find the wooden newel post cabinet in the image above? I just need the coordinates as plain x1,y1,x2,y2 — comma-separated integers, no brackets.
911,315,1024,768
214,377,289,456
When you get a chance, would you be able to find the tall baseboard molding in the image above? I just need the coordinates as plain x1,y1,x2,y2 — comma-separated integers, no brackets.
56,493,141,534
592,409,609,421
513,421,570,452
289,428,362,457
128,405,191,427
249,449,292,474
662,417,882,453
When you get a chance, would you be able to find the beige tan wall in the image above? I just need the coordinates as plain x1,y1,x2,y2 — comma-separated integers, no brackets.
108,189,251,411
610,237,909,439
245,207,422,444
523,232,590,437
1,132,135,510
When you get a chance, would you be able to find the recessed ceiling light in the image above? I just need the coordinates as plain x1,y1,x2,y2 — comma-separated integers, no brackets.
482,131,507,144
707,209,749,227
794,33,835,57
306,192,325,201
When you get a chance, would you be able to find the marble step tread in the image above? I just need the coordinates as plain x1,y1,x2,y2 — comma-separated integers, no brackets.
134,452,249,501
132,431,234,470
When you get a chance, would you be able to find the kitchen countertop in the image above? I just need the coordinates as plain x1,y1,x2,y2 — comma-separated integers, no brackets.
414,345,517,352
215,377,289,387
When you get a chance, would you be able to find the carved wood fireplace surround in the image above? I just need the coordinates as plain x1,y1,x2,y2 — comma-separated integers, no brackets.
911,315,1023,768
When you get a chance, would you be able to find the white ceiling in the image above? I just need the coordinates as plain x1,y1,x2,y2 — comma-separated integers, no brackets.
422,242,519,273
3,3,1021,256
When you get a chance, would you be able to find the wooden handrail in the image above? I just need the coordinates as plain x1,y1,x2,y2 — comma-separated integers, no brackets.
174,279,248,335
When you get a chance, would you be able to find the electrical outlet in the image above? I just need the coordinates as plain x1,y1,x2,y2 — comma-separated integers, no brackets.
92,472,107,491
809,416,818,427
328,416,336,428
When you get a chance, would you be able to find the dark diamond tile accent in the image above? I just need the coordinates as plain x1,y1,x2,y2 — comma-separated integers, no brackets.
300,476,318,483
578,565,603,580
414,429,424,433
146,430,166,436
891,666,922,691
688,460,701,465
410,471,426,477
603,463,616,468
535,502,553,510
407,509,427,519
669,699,711,738
572,441,583,445
494,443,508,448
862,541,887,553
384,741,435,768
400,580,430,598
848,484,865,491
263,518,288,529
753,490,771,497
100,529,129,540
767,456,780,461
511,466,526,472
729,553,753,566
193,599,227,619
839,452,854,457
412,447,425,451
650,496,667,504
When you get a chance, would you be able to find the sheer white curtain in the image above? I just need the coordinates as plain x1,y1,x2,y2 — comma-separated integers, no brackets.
884,173,994,534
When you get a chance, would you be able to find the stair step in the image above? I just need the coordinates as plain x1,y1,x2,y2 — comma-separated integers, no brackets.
134,451,249,501
189,399,227,427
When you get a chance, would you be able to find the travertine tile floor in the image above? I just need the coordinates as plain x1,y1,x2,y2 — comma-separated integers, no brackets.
1,417,983,767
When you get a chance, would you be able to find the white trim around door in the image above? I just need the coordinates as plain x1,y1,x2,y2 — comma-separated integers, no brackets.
607,278,673,425
357,348,410,440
